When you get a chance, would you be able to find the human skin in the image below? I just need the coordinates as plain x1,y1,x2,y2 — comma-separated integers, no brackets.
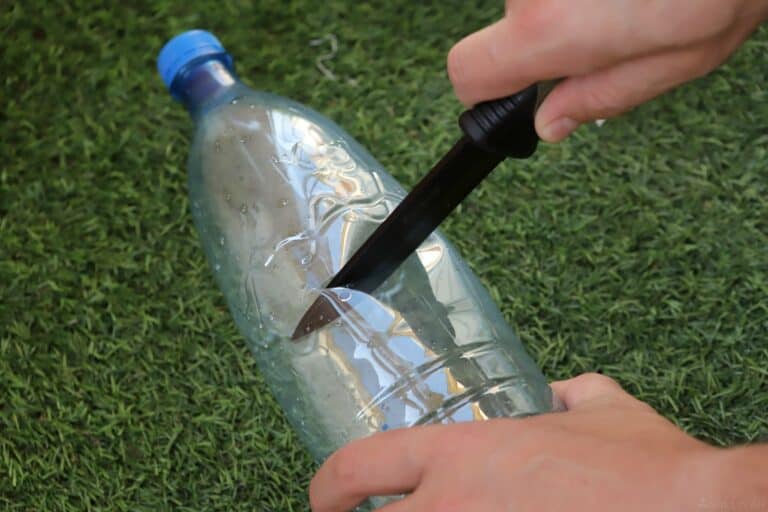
446,0,768,141
309,373,768,511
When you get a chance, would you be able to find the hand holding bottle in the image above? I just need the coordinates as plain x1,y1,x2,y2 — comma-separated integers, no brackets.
310,373,768,512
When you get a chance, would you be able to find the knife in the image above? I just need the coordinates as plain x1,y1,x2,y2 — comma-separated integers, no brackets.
291,81,555,340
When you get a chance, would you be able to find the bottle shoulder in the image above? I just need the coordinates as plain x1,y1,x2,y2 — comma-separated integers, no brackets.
196,88,323,127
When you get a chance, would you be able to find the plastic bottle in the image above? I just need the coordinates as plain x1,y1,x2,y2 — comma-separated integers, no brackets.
158,30,561,508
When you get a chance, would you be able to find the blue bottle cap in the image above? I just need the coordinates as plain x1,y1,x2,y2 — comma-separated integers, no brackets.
157,30,233,89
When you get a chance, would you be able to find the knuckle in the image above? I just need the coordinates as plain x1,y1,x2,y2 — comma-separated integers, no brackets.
496,417,531,440
684,2,737,41
417,431,459,465
692,42,731,76
669,44,724,83
584,85,628,118
642,2,736,49
514,0,563,37
578,372,622,390
326,445,364,492
429,422,467,447
443,422,488,450
446,44,468,90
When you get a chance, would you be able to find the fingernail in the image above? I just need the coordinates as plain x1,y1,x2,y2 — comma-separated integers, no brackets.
540,117,579,142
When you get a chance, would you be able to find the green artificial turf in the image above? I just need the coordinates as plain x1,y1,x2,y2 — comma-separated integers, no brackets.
2,1,767,510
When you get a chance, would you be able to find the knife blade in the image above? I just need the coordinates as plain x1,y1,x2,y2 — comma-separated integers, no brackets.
291,82,552,340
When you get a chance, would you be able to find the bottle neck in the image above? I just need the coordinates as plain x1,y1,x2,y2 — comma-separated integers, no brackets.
171,58,240,117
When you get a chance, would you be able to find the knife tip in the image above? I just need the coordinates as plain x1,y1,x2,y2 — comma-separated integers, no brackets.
290,293,343,341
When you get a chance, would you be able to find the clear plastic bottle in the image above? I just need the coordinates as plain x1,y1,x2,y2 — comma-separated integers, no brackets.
158,30,560,508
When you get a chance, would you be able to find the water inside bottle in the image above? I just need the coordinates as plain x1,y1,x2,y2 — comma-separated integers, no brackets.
247,263,554,510
189,95,557,464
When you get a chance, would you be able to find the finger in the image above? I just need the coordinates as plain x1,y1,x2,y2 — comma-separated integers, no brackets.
309,427,442,512
550,373,629,410
535,41,728,141
447,2,647,106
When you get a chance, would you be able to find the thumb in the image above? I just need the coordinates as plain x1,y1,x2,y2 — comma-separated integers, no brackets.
550,373,633,410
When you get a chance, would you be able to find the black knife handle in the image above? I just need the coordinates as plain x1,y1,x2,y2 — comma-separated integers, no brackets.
459,81,555,159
